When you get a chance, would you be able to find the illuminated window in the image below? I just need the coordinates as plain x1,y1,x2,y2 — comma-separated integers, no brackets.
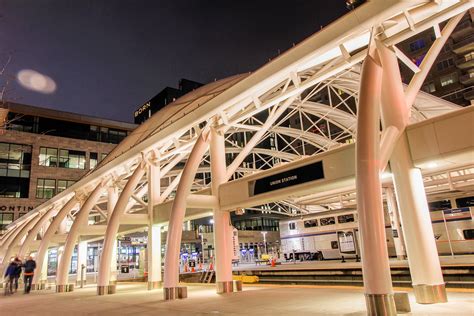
337,214,355,223
57,180,75,193
440,73,458,87
0,213,13,230
422,82,436,93
320,217,336,226
304,219,318,228
36,178,56,199
90,152,98,169
39,147,58,167
59,149,86,169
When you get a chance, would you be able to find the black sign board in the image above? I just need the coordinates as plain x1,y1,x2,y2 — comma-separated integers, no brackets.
249,161,324,196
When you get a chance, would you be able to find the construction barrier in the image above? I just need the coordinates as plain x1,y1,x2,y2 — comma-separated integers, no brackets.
232,275,259,283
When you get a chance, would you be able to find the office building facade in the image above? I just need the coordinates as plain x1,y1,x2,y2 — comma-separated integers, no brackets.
0,103,136,231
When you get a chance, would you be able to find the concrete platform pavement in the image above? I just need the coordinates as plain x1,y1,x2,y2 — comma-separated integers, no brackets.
1,282,472,315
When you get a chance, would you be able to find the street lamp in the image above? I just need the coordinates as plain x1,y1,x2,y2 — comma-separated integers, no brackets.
261,231,268,254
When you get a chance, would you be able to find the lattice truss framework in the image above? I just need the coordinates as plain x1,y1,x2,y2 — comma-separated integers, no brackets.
2,1,473,237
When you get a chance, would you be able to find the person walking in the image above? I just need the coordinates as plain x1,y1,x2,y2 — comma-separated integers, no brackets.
23,256,36,294
4,260,16,295
13,257,22,293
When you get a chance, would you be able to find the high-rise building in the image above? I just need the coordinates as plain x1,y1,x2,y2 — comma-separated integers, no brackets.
398,10,473,106
0,103,136,231
133,78,203,124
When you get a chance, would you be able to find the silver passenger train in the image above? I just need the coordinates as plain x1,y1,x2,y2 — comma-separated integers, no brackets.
279,200,474,261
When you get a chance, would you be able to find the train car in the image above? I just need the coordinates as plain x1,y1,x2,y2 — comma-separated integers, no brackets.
280,204,474,261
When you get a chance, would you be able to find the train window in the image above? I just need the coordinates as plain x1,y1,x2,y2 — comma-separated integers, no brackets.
428,200,452,211
338,214,355,223
456,196,474,208
463,229,474,240
304,219,318,228
331,241,339,249
289,222,296,230
320,217,335,226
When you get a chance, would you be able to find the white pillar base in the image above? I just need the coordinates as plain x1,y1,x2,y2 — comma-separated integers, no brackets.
56,284,74,293
97,284,116,295
216,281,234,294
365,294,396,316
413,284,447,304
147,281,163,290
33,283,47,291
233,280,243,292
163,286,187,300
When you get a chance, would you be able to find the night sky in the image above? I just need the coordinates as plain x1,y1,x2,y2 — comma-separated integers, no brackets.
0,1,349,123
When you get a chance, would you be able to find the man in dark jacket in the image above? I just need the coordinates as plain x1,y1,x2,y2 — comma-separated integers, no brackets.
13,257,22,293
4,261,16,295
23,256,36,294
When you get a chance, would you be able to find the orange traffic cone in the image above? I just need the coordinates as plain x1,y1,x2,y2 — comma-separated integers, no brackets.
209,261,214,271
271,258,276,267
191,266,195,273
184,262,189,273
198,262,203,270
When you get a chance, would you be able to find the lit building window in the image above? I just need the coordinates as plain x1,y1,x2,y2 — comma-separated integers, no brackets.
39,147,58,167
59,149,86,169
422,82,436,93
440,72,458,87
0,213,14,230
90,152,98,169
36,178,56,199
57,180,76,193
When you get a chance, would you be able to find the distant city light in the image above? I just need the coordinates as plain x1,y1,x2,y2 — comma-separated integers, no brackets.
17,69,57,94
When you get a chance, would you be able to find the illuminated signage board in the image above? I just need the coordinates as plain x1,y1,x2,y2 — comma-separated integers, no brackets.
248,161,324,196
134,101,151,118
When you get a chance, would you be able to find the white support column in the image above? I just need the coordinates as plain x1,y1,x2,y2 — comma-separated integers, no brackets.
107,187,118,284
33,197,78,287
210,126,234,294
18,207,57,258
385,187,406,260
391,134,446,304
356,50,396,315
76,241,88,285
56,183,104,292
147,160,162,290
163,131,210,300
97,164,146,295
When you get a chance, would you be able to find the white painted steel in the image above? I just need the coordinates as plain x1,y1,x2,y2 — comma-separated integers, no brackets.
56,184,104,287
163,132,210,289
98,164,146,288
211,126,233,285
355,52,394,296
147,161,162,285
32,197,78,285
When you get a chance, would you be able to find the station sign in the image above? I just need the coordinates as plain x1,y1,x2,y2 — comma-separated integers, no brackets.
249,161,324,196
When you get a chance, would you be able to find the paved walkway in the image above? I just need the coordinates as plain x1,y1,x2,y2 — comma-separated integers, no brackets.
1,283,473,315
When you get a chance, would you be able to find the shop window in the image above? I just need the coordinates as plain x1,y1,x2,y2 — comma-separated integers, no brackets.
57,180,76,193
331,241,339,249
304,219,318,228
338,214,355,223
36,178,56,199
101,153,108,161
90,152,98,169
320,217,336,226
59,149,86,169
0,213,14,230
39,147,58,167
288,222,296,230
440,72,458,87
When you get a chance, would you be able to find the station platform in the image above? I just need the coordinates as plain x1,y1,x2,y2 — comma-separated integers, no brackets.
1,282,472,315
